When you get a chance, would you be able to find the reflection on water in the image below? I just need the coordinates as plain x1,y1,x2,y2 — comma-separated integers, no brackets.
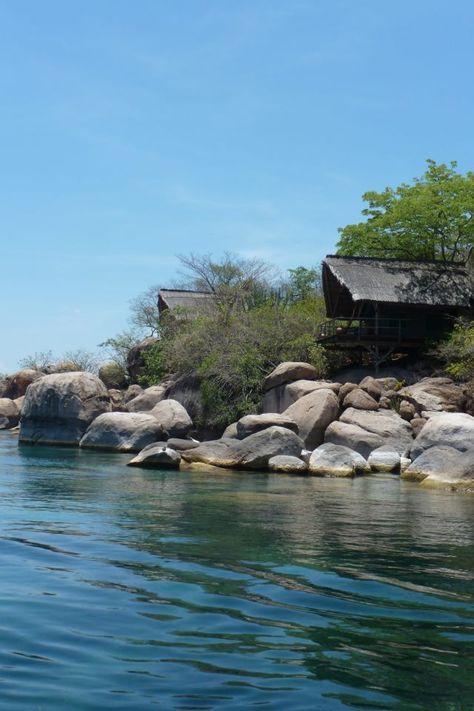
0,432,473,709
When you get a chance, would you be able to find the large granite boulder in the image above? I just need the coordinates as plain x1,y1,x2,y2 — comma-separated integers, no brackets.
398,378,466,413
263,362,317,392
80,412,164,452
128,442,181,468
282,388,340,449
237,426,305,470
182,426,305,470
263,379,340,414
0,368,44,399
127,337,159,381
236,413,299,439
402,445,474,486
181,438,243,468
126,385,166,412
19,372,111,445
342,388,378,411
309,443,369,477
367,445,401,473
150,399,193,438
325,407,413,459
410,412,474,458
0,398,20,429
268,455,308,473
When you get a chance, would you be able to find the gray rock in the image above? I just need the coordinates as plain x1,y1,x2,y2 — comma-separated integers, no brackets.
222,422,239,438
80,412,164,452
342,388,378,411
309,443,370,477
400,456,411,472
403,445,474,486
398,378,466,413
410,412,474,458
338,382,358,402
0,398,20,429
379,396,391,409
359,376,382,401
108,388,125,411
128,443,181,468
182,426,305,470
359,375,382,400
13,396,25,414
410,417,427,436
399,400,417,421
126,385,166,412
0,368,45,399
150,398,193,438
325,407,413,459
282,388,340,449
236,413,299,439
263,361,317,392
238,426,305,470
263,379,340,413
367,446,401,472
181,438,243,468
123,384,144,404
268,455,308,473
20,372,111,446
375,377,401,391
167,438,200,451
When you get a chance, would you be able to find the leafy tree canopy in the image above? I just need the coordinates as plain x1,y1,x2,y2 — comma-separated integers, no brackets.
337,160,474,263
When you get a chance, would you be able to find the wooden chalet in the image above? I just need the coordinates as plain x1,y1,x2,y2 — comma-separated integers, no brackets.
318,255,474,366
158,289,216,320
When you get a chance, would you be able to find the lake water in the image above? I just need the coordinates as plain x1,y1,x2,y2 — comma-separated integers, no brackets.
0,432,473,710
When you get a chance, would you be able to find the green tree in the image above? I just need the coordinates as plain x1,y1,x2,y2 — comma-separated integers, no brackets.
286,266,322,301
337,160,474,263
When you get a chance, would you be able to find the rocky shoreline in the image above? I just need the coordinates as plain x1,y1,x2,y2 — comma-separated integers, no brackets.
1,362,473,489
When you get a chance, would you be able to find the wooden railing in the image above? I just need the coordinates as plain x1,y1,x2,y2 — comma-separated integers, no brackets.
317,317,422,343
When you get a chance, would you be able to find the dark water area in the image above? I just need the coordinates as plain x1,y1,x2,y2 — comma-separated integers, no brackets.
0,432,473,710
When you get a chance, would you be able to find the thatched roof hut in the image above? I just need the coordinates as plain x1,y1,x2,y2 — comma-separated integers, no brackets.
323,256,474,319
318,256,474,363
158,289,216,319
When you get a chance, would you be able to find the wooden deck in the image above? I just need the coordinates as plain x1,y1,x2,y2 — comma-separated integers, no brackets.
317,317,425,350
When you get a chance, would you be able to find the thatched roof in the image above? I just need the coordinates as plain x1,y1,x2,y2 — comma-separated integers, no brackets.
323,256,474,317
158,289,216,318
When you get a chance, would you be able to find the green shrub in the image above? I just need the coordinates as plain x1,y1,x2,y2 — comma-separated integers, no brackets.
138,294,340,429
433,319,474,380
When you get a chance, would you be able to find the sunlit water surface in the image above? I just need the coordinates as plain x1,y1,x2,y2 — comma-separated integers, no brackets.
0,432,473,710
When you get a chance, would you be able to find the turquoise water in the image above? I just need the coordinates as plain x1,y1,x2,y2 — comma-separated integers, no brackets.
0,432,473,710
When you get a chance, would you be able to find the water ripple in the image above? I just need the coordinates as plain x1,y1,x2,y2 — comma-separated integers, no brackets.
0,434,473,709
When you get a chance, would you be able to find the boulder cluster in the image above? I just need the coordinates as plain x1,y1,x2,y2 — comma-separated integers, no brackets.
1,360,473,488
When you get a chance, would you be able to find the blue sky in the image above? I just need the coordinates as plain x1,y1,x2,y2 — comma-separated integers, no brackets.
1,0,474,372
